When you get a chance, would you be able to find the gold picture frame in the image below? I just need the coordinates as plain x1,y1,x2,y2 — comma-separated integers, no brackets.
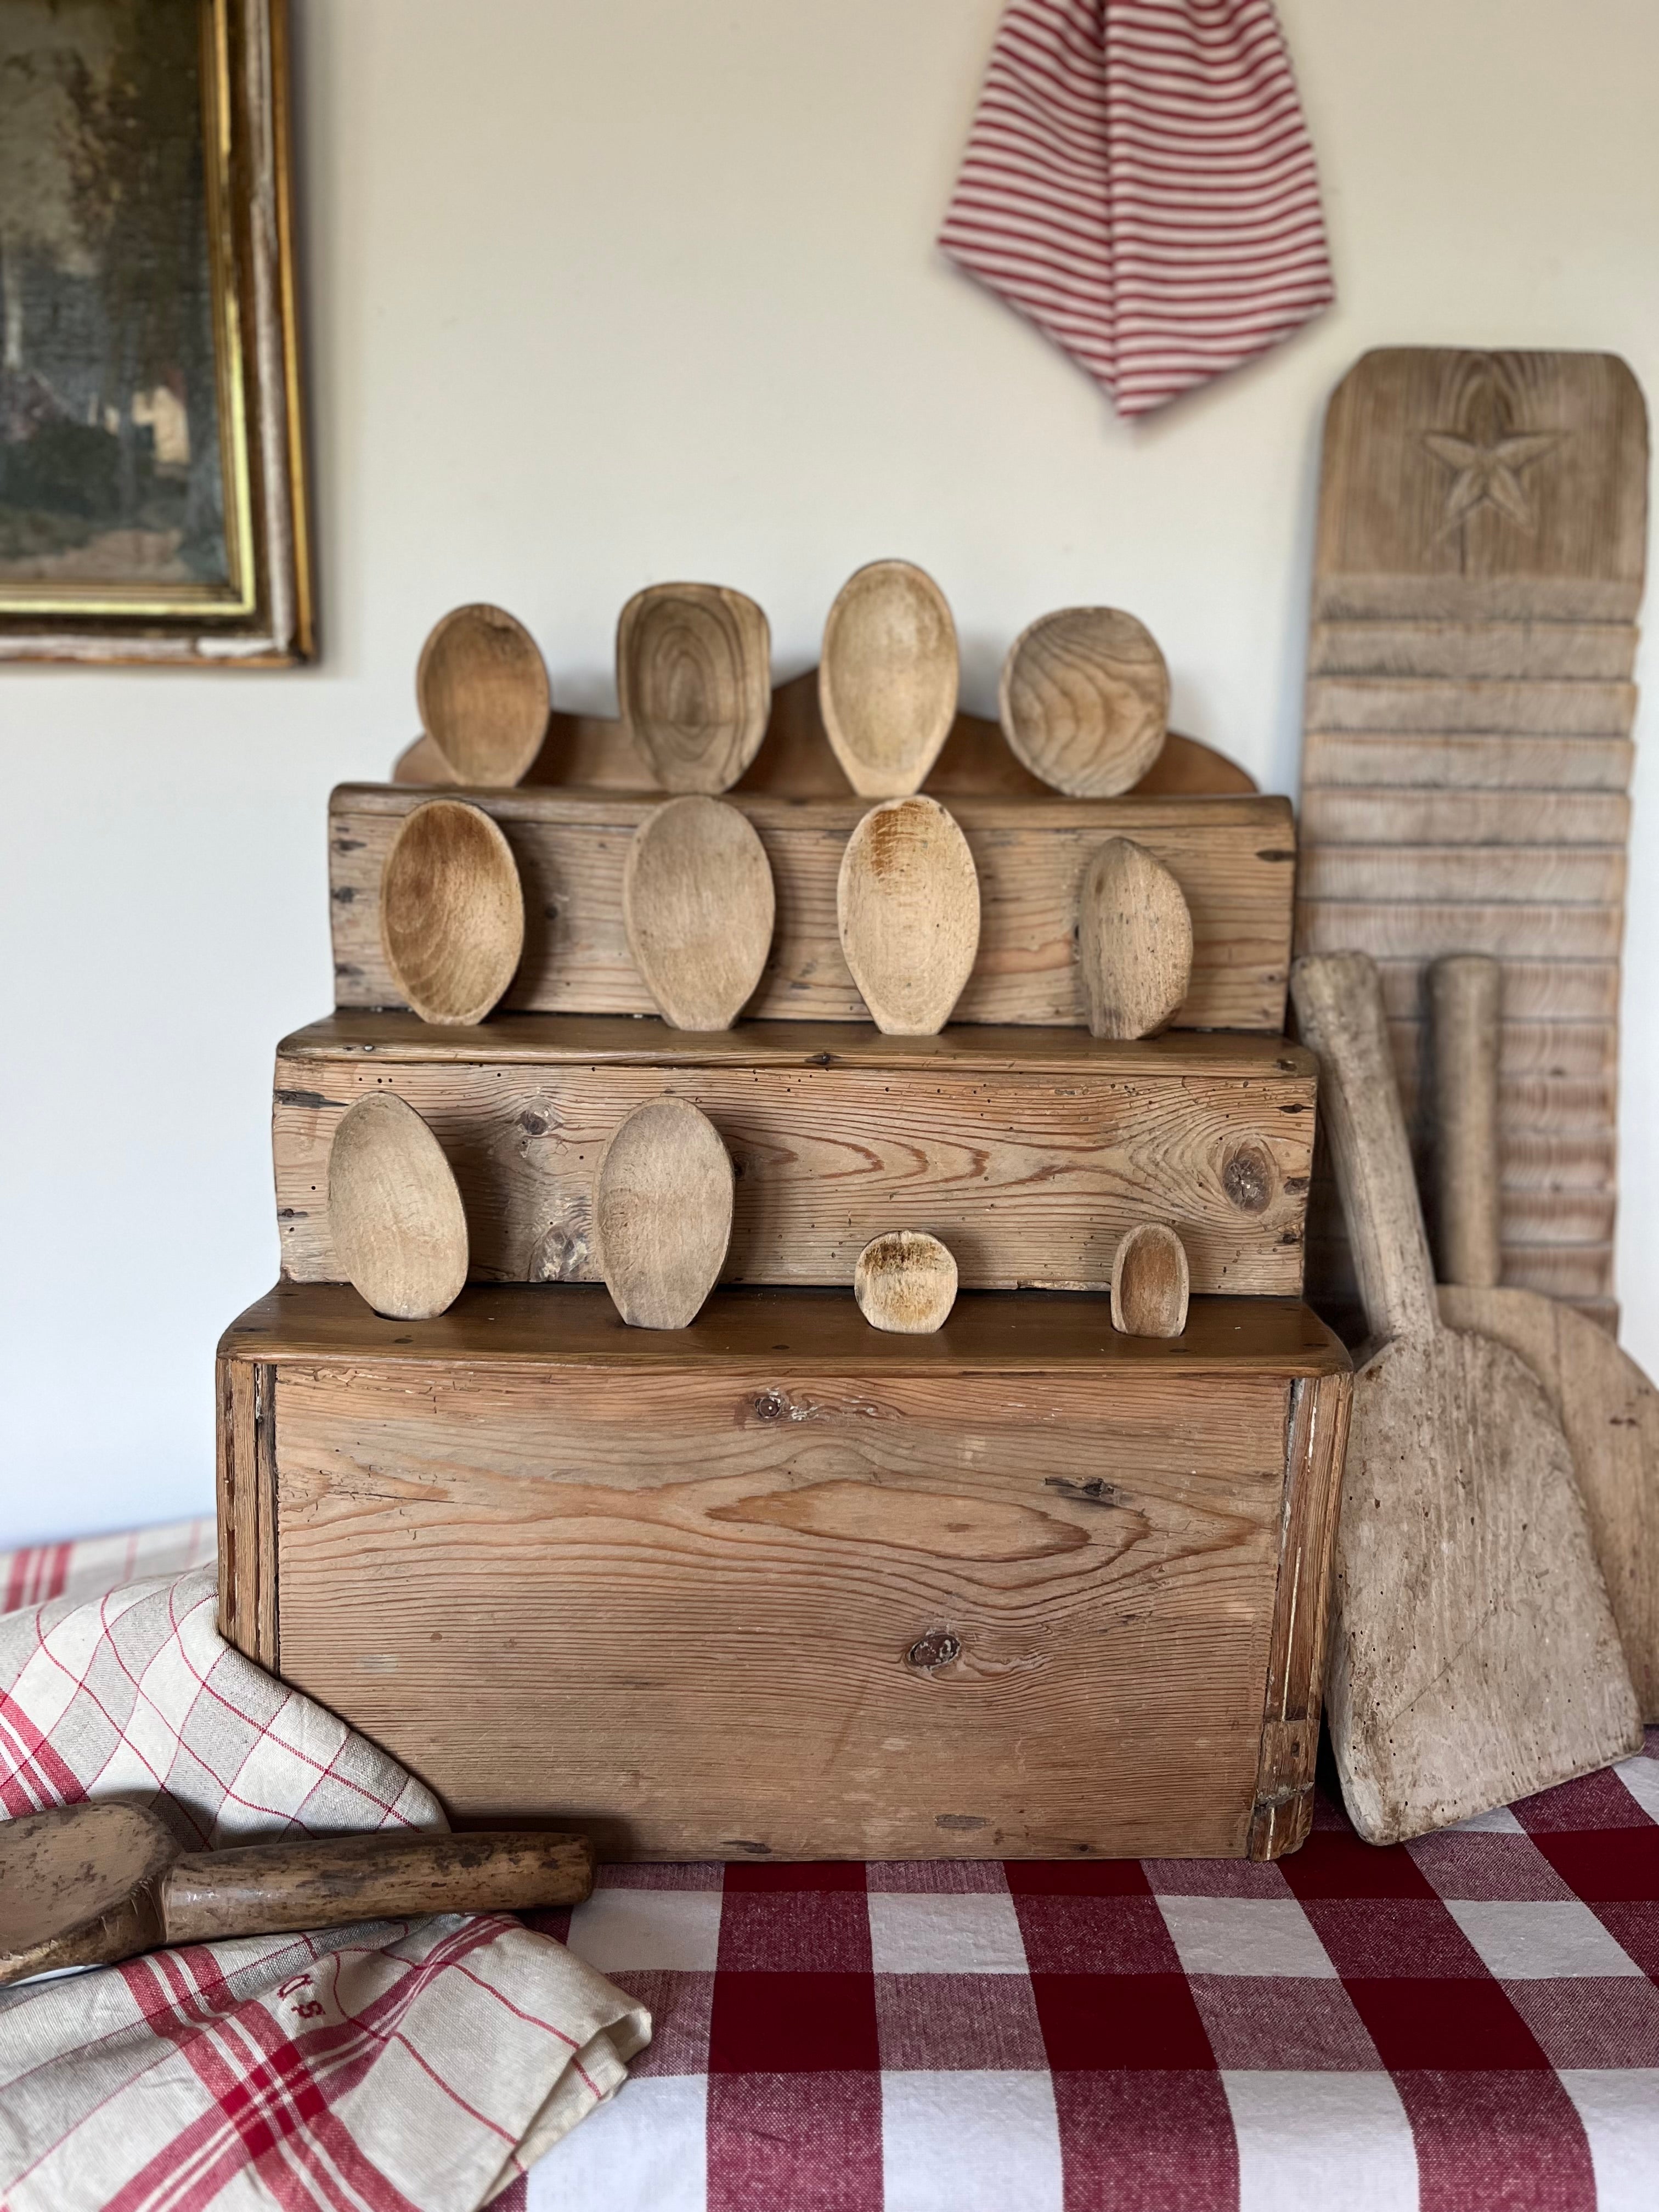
0,0,312,663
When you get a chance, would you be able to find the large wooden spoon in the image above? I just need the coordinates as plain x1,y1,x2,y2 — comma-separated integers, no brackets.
622,795,776,1030
836,797,980,1036
1,1801,591,1985
380,799,525,1026
819,560,959,797
329,1092,470,1320
999,608,1169,797
596,1096,733,1328
1079,837,1193,1039
416,605,550,787
617,583,771,793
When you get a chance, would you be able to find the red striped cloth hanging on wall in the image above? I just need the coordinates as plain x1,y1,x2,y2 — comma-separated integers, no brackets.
939,0,1334,417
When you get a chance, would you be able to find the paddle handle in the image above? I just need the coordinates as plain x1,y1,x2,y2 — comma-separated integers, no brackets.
161,1830,593,1945
1427,955,1503,1290
1290,951,1437,1343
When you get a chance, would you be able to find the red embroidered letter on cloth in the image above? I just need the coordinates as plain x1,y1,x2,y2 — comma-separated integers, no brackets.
0,1567,650,2212
939,0,1334,416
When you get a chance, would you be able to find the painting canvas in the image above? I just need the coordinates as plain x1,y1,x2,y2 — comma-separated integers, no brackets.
0,0,311,662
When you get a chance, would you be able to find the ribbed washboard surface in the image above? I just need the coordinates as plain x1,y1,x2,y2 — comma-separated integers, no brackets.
1297,348,1647,1324
938,0,1334,417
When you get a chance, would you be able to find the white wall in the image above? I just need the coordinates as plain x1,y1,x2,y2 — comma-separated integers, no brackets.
2,0,1655,1546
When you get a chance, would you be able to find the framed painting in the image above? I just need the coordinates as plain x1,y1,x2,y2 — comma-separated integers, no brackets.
0,0,312,663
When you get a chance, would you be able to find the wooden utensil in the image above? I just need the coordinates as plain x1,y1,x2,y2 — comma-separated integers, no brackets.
1111,1224,1190,1338
416,605,551,787
819,560,959,797
329,1092,470,1321
0,1801,592,1986
596,1095,733,1328
1432,952,1659,1719
1080,837,1194,1039
998,608,1170,797
622,795,776,1030
854,1231,958,1334
616,583,771,793
379,799,524,1026
1290,950,1639,1844
837,797,980,1036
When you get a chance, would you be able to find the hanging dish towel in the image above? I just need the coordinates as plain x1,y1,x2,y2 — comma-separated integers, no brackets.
939,0,1334,416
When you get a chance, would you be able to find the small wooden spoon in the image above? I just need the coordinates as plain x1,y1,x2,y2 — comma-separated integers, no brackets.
836,796,980,1036
622,795,776,1030
1000,608,1169,796
380,799,525,1026
617,583,771,793
1111,1223,1190,1338
596,1096,733,1328
329,1092,469,1320
416,604,550,787
1079,837,1193,1039
1,1801,591,1986
854,1231,958,1334
819,560,959,797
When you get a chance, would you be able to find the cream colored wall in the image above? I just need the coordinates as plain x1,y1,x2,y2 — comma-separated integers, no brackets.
2,0,1654,1544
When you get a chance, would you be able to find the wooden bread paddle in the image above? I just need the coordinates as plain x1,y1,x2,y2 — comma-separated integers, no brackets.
1290,950,1639,1843
1,1802,592,1985
1431,953,1659,1718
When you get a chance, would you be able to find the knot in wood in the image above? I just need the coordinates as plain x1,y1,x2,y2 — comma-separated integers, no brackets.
752,1390,789,1422
906,1630,961,1672
1222,1143,1274,1214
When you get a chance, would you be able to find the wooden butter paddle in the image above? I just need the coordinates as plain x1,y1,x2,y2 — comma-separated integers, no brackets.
622,795,776,1030
1111,1224,1189,1338
380,799,525,1026
1,1802,591,1986
617,583,771,793
999,608,1169,797
329,1092,469,1321
1431,953,1659,1718
416,605,551,788
1291,950,1639,1843
837,796,980,1036
819,560,959,798
1079,837,1193,1040
596,1096,733,1328
854,1231,958,1334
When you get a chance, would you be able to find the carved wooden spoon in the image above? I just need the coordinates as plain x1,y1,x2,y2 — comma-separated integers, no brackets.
819,560,959,797
622,795,776,1030
416,604,550,787
1000,608,1169,796
1,1801,592,1985
1111,1223,1190,1338
596,1096,733,1328
854,1231,958,1334
837,796,980,1035
329,1092,469,1320
617,583,771,793
1079,837,1193,1039
380,799,525,1025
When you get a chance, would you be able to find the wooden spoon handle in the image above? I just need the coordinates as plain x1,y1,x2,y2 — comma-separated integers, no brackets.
1290,951,1437,1344
1428,955,1503,1291
161,1830,593,1945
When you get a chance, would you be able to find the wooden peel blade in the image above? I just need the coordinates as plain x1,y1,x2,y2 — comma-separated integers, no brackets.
1291,949,1639,1843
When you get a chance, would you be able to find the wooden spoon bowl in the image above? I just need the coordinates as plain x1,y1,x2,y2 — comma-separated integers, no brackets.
623,795,776,1030
836,796,980,1036
854,1231,958,1334
617,583,771,793
328,1091,469,1321
596,1095,733,1328
1111,1223,1190,1338
380,799,525,1026
416,604,550,787
1000,607,1169,796
1079,836,1194,1039
819,560,959,797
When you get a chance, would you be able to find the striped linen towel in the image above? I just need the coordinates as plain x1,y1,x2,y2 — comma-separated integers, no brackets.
939,0,1334,416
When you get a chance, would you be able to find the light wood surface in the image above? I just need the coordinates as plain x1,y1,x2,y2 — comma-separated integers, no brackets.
836,797,980,1035
217,1280,1351,1860
621,796,775,1030
1427,955,1503,1288
416,605,550,787
1291,949,1639,1844
596,1096,733,1328
274,1014,1317,1295
854,1231,958,1334
818,562,959,797
378,800,525,1026
326,1093,469,1321
1111,1224,1190,1339
334,784,1295,1030
1297,348,1647,1313
1079,837,1194,1039
0,1802,592,1984
616,583,771,793
999,609,1169,797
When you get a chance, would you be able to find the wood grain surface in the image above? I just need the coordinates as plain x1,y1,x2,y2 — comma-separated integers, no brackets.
837,797,980,1035
616,583,771,793
326,1092,469,1321
595,1096,733,1329
272,1014,1317,1295
378,800,525,1026
216,1280,1351,1861
998,609,1169,797
620,795,775,1029
818,562,958,797
415,605,550,788
331,786,1295,1030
